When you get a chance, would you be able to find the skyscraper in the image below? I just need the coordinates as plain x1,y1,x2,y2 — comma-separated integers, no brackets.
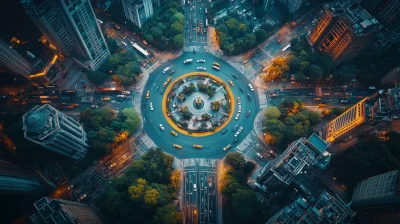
309,2,382,62
352,170,400,207
267,191,355,224
30,197,103,224
21,0,110,71
361,0,400,26
122,0,154,28
22,104,89,160
263,0,275,12
0,159,43,194
0,38,33,78
257,134,331,191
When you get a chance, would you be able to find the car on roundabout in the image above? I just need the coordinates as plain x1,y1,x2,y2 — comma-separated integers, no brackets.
223,144,231,151
232,73,238,79
173,144,183,149
171,130,178,136
228,80,234,87
197,67,206,71
193,144,203,149
150,102,154,111
234,127,243,137
197,59,206,63
146,90,150,99
159,124,165,131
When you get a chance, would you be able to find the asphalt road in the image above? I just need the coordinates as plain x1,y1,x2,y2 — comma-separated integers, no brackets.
184,0,207,45
142,52,259,159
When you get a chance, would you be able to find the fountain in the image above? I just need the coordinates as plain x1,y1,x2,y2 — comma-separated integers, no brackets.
193,96,204,109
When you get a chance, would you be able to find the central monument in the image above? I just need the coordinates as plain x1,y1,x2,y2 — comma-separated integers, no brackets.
193,97,204,109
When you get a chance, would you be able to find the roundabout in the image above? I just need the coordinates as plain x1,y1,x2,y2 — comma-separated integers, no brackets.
141,52,259,158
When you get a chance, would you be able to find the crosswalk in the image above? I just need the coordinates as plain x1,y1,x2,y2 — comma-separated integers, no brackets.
235,130,258,152
140,134,156,149
147,60,162,73
182,158,219,168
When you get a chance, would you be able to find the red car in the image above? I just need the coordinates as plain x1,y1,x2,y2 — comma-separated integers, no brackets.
277,39,282,44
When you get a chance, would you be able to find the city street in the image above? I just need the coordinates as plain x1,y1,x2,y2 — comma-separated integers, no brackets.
184,0,208,46
183,158,218,224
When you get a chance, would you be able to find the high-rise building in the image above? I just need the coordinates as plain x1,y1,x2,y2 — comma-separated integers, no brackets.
263,0,275,12
21,0,110,71
30,197,103,224
257,134,331,191
352,170,400,207
267,190,355,224
368,27,400,55
278,0,303,13
22,104,89,160
0,159,43,194
122,0,154,28
309,2,382,62
0,38,33,78
381,65,400,86
361,0,400,26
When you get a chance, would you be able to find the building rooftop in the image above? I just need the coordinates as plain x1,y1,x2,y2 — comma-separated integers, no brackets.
22,104,60,142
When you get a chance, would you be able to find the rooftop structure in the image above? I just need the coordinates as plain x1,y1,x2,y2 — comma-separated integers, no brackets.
257,134,331,191
22,104,88,160
267,190,355,224
309,1,382,62
352,170,400,207
30,197,103,224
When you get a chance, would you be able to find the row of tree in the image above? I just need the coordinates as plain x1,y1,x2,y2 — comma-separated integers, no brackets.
141,0,185,51
97,148,183,224
80,108,141,157
216,12,269,55
222,152,268,223
263,99,320,149
87,51,141,86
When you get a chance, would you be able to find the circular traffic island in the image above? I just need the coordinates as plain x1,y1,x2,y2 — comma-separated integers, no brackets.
163,73,234,136
141,52,259,159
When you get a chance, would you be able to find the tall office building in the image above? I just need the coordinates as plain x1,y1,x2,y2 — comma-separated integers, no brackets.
257,134,331,191
22,104,89,160
0,38,33,78
30,197,103,224
21,0,110,71
122,0,154,28
309,2,382,62
263,0,275,12
0,159,43,194
352,170,400,207
278,0,303,13
361,0,400,26
267,190,355,224
381,65,400,86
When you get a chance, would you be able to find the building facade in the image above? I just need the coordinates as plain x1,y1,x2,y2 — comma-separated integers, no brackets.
122,0,154,28
267,191,355,224
361,0,400,26
30,197,103,224
263,0,275,12
21,0,110,71
278,0,303,13
381,65,400,86
0,159,43,194
352,170,400,207
0,38,33,78
257,134,331,191
22,104,89,160
309,2,382,62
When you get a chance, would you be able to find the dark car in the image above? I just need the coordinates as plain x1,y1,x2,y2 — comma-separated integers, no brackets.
168,69,176,75
232,125,239,132
247,94,251,101
233,138,239,143
239,88,244,93
232,73,238,79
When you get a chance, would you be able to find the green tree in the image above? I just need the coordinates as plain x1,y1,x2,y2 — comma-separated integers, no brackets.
264,119,287,145
144,188,161,206
169,170,181,190
172,34,184,49
225,152,245,170
255,29,267,43
264,106,281,120
232,188,257,221
211,101,221,111
122,108,141,133
308,64,323,82
87,70,109,85
153,204,184,224
129,178,147,200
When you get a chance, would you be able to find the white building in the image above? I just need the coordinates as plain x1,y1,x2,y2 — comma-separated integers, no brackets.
122,0,154,28
21,0,110,71
22,104,89,160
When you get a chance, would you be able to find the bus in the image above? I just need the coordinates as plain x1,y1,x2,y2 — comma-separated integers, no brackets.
281,44,291,53
132,43,149,57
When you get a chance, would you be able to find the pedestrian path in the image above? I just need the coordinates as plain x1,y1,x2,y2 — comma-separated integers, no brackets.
146,60,162,74
235,130,258,152
139,134,156,149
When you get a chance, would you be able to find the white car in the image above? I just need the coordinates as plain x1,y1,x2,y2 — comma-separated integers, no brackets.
150,102,154,111
197,67,207,71
248,83,254,91
237,97,241,105
238,105,241,110
234,127,243,137
238,108,241,113
197,59,206,63
235,113,240,120
163,67,170,74
159,124,165,131
122,90,130,95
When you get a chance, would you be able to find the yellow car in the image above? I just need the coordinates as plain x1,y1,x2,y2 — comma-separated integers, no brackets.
173,144,182,149
228,80,234,87
193,144,203,149
223,144,231,151
171,130,178,136
163,77,172,87
146,90,150,99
